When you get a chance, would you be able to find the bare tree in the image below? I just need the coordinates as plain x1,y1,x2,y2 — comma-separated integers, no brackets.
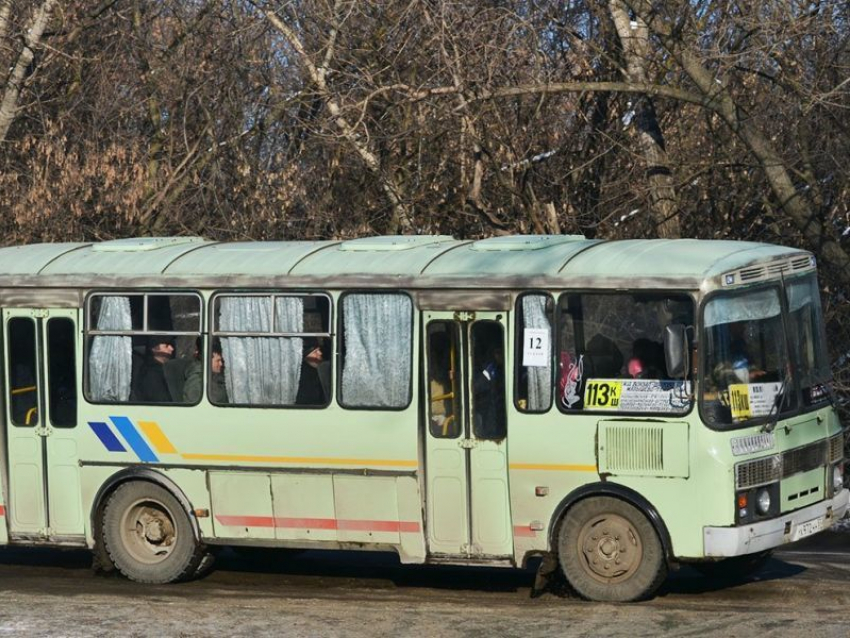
0,0,57,142
608,0,680,238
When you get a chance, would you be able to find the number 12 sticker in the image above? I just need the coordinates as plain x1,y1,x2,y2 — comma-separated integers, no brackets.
522,328,550,367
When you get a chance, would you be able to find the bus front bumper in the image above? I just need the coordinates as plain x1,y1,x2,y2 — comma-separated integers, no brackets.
703,488,850,558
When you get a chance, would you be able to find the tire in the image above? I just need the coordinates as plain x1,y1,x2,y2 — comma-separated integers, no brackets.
102,481,204,584
558,496,667,602
692,550,773,579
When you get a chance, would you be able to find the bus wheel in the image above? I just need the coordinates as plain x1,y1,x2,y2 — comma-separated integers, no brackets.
558,496,667,602
102,482,203,584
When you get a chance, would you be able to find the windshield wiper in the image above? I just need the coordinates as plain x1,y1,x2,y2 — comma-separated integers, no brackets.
762,367,791,434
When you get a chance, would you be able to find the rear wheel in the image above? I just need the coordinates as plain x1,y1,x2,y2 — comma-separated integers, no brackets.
102,481,203,584
558,496,667,602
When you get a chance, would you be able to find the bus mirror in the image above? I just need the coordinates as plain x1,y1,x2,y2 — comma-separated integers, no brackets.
664,324,688,379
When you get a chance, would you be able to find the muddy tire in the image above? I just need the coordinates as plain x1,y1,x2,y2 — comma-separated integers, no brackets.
692,550,773,579
558,496,667,602
102,482,203,584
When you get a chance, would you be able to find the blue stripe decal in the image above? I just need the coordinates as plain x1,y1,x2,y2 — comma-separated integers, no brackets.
110,416,159,463
89,421,127,453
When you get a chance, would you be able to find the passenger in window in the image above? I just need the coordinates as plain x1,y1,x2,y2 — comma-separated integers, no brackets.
131,336,186,403
428,331,456,436
473,335,506,439
711,322,768,389
295,338,331,405
628,338,665,379
582,334,623,379
183,339,228,404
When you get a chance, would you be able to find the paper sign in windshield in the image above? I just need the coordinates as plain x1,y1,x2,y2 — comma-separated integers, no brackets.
522,328,550,367
584,379,690,412
729,382,782,421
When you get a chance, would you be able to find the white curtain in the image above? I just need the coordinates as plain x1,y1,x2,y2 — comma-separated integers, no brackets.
89,296,132,401
342,294,412,407
220,296,303,405
704,288,781,327
522,295,552,410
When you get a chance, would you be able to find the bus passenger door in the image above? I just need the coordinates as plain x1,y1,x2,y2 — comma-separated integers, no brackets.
2,309,83,539
423,312,513,558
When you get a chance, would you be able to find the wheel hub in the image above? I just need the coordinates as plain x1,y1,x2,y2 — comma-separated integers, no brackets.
121,500,178,564
143,516,166,543
579,515,643,583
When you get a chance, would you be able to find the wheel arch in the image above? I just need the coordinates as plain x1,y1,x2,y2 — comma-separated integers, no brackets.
547,482,675,562
90,467,202,551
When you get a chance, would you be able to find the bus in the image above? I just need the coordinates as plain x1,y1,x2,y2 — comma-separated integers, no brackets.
0,234,845,602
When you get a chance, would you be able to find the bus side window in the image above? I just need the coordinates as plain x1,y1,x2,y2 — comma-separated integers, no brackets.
213,293,332,407
557,292,694,414
471,321,507,440
8,317,39,426
339,293,412,409
427,321,460,438
47,318,77,427
515,294,554,412
86,293,201,405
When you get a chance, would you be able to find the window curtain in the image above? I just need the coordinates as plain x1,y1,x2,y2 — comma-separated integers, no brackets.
704,288,781,327
342,294,412,407
89,296,133,401
522,295,552,410
219,296,303,404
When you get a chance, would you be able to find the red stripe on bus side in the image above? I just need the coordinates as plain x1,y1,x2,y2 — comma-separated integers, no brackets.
216,515,275,527
215,515,420,533
0,505,5,516
513,525,537,538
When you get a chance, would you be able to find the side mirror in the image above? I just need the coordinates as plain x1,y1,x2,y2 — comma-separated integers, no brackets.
664,324,689,379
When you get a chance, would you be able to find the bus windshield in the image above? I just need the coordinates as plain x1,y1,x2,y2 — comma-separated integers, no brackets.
785,274,831,406
701,287,793,429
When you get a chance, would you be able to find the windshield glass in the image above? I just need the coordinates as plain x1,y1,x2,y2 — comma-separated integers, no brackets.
786,274,831,405
701,287,794,429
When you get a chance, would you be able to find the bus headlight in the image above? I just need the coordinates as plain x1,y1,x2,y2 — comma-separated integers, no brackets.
834,463,846,492
756,488,771,515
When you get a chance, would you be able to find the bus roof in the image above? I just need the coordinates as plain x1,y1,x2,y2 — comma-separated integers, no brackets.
0,236,811,288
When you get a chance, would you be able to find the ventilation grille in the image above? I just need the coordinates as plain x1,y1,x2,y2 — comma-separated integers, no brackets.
783,440,828,477
604,426,664,472
723,254,814,286
736,455,781,489
736,436,840,489
829,434,845,463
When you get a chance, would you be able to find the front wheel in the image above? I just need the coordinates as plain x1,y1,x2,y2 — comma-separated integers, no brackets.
558,496,667,602
102,481,204,584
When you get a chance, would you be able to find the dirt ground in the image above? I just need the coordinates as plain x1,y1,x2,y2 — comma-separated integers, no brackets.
0,530,848,637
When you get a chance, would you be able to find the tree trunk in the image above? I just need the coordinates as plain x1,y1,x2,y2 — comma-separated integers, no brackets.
609,0,680,239
0,0,58,143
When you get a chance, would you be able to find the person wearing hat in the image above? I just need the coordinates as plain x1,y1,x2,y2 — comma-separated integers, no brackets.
295,337,331,405
130,335,187,403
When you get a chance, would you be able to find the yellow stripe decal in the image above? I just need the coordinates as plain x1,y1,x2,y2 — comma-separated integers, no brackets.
137,421,178,454
180,453,418,467
509,463,597,472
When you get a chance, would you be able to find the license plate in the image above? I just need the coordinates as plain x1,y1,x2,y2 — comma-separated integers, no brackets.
791,518,823,541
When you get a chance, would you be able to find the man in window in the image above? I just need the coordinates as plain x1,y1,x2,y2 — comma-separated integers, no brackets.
131,336,186,403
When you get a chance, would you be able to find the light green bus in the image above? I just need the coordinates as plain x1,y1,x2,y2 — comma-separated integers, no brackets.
0,235,845,602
